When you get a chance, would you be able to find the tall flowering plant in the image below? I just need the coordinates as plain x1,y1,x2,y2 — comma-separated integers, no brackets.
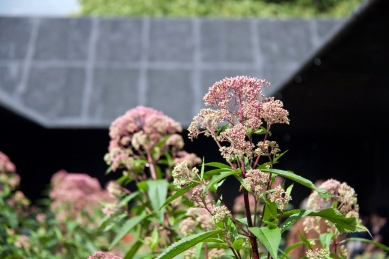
100,106,202,258
156,76,370,259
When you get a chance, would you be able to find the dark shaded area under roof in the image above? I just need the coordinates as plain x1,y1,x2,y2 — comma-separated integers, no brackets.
273,0,389,212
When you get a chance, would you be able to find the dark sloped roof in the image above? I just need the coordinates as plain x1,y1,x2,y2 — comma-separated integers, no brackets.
0,16,344,127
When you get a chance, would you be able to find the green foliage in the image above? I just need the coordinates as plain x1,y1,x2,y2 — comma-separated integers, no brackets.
79,0,363,18
156,229,223,259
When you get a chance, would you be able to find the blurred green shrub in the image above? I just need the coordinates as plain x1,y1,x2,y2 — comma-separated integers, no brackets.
79,0,363,18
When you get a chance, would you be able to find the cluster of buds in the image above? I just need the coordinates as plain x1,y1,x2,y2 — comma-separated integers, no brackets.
172,160,200,189
268,185,292,211
304,179,360,234
180,208,215,236
244,169,269,195
306,248,330,259
49,170,114,225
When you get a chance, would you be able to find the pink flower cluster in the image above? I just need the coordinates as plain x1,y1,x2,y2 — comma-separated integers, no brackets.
49,170,113,224
105,106,182,171
0,151,20,191
0,151,16,173
188,76,289,161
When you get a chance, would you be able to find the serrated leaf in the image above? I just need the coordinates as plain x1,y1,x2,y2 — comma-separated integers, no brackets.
160,182,198,209
249,226,281,259
204,162,231,169
156,229,223,259
298,231,313,250
261,169,331,198
109,211,150,249
204,169,241,192
147,179,168,221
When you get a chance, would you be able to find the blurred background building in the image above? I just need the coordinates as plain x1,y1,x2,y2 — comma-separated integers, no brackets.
0,0,388,213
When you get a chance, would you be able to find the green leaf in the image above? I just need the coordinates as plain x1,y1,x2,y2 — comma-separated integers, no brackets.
298,231,313,250
203,168,233,179
204,169,241,192
123,240,143,259
160,182,199,209
310,208,369,233
273,150,288,164
109,211,150,249
234,175,251,192
137,181,148,192
232,239,244,251
283,241,305,255
345,237,389,252
204,162,231,169
147,179,168,221
263,200,278,223
200,158,205,180
195,242,203,259
319,233,335,249
280,210,312,233
329,252,342,259
261,169,331,198
252,126,267,135
156,229,223,259
249,226,281,259
120,191,140,206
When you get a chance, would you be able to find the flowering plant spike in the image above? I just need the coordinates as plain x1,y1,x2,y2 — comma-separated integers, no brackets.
159,76,369,259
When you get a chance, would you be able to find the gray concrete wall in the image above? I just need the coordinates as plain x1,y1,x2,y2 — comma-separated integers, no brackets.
0,17,343,128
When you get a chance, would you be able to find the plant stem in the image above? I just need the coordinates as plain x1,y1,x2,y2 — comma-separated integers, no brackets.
147,151,157,180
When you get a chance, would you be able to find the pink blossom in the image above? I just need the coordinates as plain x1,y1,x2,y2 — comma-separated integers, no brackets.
49,170,113,223
106,106,182,171
88,251,122,259
0,151,16,173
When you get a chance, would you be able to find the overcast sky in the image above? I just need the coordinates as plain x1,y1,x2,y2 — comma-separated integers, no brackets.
0,0,80,17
